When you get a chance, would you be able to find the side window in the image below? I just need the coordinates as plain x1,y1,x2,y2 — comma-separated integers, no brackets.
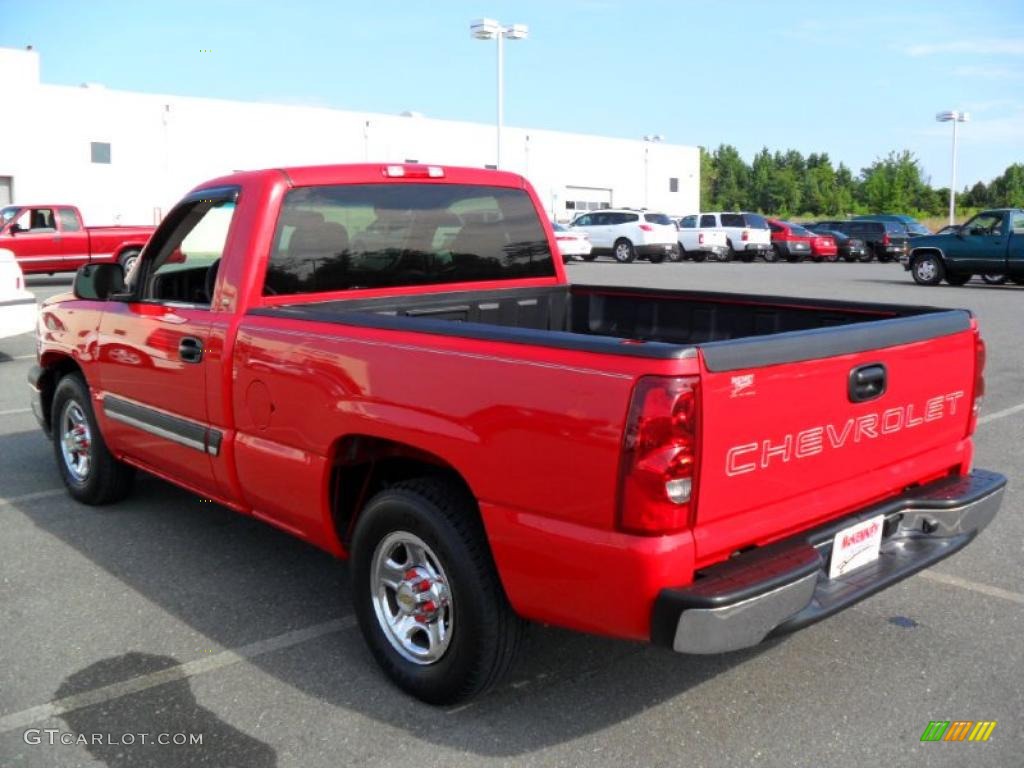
720,214,743,228
1010,212,1024,232
699,214,716,228
28,208,56,231
140,199,238,306
622,213,639,224
680,215,697,228
574,214,592,226
57,207,82,232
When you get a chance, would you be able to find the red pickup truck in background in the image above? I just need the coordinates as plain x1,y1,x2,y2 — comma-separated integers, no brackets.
29,164,1005,704
0,204,153,275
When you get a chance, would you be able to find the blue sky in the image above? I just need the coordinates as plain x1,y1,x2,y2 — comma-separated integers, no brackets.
6,0,1023,186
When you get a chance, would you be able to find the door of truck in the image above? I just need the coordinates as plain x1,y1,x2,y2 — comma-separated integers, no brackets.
955,211,1007,273
95,191,239,498
1005,211,1024,279
2,207,63,272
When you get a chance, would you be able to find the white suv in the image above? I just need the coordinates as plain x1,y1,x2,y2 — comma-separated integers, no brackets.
700,212,772,261
570,209,678,263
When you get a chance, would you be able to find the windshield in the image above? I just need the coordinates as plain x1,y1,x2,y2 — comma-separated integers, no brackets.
0,206,21,225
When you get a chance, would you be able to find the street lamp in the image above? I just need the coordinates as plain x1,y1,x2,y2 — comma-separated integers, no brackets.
471,18,528,169
935,110,969,226
642,135,663,208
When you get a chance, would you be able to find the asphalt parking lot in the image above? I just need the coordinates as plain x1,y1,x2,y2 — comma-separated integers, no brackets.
1,263,1021,768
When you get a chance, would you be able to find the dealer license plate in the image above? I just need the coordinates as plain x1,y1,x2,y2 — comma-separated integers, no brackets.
828,514,884,579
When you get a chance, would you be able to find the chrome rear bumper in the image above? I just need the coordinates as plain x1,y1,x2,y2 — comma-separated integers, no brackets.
651,469,1006,654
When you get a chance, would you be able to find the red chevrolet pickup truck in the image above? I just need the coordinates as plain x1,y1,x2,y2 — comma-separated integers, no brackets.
0,204,153,275
29,164,1005,704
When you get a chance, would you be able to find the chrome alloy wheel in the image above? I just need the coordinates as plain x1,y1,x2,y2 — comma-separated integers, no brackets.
370,531,453,665
60,400,92,483
914,258,937,283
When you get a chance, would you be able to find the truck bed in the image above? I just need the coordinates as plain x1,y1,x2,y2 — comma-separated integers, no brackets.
252,284,971,369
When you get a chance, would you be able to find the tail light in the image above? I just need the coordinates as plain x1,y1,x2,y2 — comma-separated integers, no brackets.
882,233,891,246
698,233,705,245
638,224,654,232
741,230,750,241
617,376,700,534
967,331,986,436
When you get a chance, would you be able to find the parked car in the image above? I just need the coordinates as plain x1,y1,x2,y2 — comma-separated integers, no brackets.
570,209,678,263
805,225,869,262
902,208,1024,286
0,204,154,275
767,219,813,262
31,163,1004,705
818,219,909,262
852,214,931,237
551,222,592,262
0,247,36,339
675,213,728,262
700,212,772,261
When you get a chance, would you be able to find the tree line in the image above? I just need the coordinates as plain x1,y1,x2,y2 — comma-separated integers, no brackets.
699,145,1024,219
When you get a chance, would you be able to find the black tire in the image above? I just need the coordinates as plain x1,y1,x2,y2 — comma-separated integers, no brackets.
878,254,893,263
669,245,685,262
612,238,636,263
785,248,801,263
350,478,523,705
118,249,141,274
842,253,855,263
738,252,755,263
911,253,945,286
858,250,874,263
51,373,134,505
724,240,736,262
691,251,707,263
764,246,781,263
945,273,971,286
1010,276,1024,286
648,251,667,264
580,253,597,262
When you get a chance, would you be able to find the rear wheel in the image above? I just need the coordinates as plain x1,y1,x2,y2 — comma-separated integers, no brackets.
858,250,874,263
945,273,971,286
580,253,597,262
724,241,736,262
763,246,780,263
669,244,685,262
691,251,707,263
118,249,141,275
51,373,134,505
351,478,522,705
613,238,636,263
981,273,1007,285
911,253,944,286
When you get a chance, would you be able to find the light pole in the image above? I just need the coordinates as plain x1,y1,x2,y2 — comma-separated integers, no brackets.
935,110,969,226
642,134,663,208
471,18,528,169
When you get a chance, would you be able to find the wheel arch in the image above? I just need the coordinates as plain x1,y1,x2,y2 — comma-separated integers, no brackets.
909,246,946,266
35,353,85,434
328,434,477,551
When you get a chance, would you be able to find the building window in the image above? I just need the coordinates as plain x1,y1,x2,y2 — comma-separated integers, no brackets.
404,158,418,163
669,177,679,192
91,142,111,164
484,164,497,170
565,201,576,210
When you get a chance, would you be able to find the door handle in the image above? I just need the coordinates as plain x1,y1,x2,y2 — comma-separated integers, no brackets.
849,363,886,403
179,336,204,364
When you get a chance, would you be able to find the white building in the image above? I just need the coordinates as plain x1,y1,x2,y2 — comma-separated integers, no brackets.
0,47,699,225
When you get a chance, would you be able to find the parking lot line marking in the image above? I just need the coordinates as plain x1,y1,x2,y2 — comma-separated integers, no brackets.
0,489,66,507
0,616,356,733
920,571,1024,606
0,407,31,416
979,402,1024,425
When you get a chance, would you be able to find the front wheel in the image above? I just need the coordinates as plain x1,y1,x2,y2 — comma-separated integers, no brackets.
351,478,522,704
691,251,707,263
51,373,134,504
613,239,636,263
669,245,685,263
911,253,945,286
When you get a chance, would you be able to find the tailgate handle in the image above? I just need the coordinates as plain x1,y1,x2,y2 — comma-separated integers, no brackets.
849,363,886,403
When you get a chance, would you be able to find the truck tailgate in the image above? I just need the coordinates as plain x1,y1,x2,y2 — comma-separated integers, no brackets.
693,312,977,565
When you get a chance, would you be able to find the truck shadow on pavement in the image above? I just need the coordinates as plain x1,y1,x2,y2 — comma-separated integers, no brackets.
56,652,278,768
14,471,777,759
